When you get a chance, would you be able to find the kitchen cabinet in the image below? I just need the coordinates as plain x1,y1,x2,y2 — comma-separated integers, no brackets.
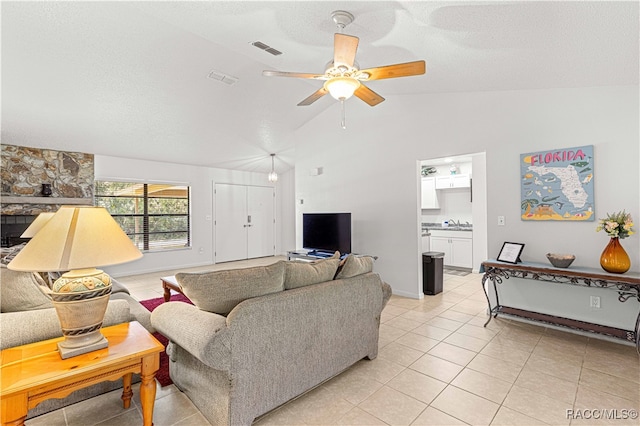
429,230,472,268
435,174,470,189
421,177,439,209
421,234,430,252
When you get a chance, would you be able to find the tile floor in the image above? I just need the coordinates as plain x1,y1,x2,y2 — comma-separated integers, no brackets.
25,256,639,426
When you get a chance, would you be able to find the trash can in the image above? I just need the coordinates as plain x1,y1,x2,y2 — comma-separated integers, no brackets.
422,252,444,295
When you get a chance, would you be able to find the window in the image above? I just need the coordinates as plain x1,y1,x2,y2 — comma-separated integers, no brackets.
95,181,190,252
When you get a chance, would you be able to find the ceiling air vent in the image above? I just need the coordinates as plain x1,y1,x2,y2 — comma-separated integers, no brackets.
251,41,283,56
207,70,239,86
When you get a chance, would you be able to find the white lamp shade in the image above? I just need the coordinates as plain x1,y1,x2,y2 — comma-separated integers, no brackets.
324,77,361,100
8,206,142,272
20,212,55,238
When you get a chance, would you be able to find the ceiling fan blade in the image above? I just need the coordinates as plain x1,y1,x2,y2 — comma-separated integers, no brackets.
354,84,385,106
359,60,426,81
263,70,326,79
334,34,359,67
297,87,329,106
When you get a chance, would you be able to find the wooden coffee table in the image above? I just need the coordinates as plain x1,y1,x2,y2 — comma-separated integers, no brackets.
1,321,163,426
161,275,184,302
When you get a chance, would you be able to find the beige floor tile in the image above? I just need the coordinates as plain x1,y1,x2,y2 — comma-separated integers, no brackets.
488,334,537,354
578,368,640,405
479,340,531,366
514,364,578,404
449,303,486,316
438,310,476,323
525,353,582,383
64,388,134,426
387,368,447,404
283,386,354,425
490,406,547,425
385,316,423,332
582,351,640,384
456,323,498,341
396,332,440,352
409,354,465,383
384,304,411,317
25,410,67,426
575,383,640,409
336,407,387,425
173,412,212,426
572,386,640,425
443,332,489,352
94,409,143,426
431,385,500,426
379,323,409,342
411,324,454,341
451,368,513,404
379,342,426,367
322,365,384,405
359,386,427,426
401,310,436,323
350,358,406,385
254,405,305,425
502,385,571,425
428,342,477,366
531,342,585,366
429,317,464,332
148,391,201,426
411,407,469,425
466,353,523,383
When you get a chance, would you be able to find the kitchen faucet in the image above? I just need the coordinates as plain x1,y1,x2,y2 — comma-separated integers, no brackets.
449,219,460,227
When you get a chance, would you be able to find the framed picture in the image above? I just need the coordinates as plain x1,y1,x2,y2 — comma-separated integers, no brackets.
497,242,525,264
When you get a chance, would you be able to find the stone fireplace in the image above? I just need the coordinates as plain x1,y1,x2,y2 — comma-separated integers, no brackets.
1,144,94,246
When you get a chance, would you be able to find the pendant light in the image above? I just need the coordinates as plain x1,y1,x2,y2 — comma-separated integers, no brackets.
268,153,278,182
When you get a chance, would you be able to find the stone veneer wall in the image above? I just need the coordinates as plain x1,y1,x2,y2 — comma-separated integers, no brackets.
1,144,94,215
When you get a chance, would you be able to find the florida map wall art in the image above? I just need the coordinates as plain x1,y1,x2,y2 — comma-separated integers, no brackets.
520,145,594,221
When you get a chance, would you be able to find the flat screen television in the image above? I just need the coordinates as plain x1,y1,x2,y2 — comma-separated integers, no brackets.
302,213,351,255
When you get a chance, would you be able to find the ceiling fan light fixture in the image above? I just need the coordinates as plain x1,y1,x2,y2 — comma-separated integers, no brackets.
324,77,360,101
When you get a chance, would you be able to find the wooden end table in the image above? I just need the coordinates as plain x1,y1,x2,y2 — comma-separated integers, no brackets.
1,321,163,426
161,275,184,302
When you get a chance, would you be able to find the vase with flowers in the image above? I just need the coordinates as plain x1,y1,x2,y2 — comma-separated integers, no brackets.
596,210,635,273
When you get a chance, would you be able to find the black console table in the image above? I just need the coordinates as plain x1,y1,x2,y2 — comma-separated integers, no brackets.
480,260,640,351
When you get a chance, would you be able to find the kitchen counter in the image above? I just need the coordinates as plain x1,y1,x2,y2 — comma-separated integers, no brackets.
422,223,472,234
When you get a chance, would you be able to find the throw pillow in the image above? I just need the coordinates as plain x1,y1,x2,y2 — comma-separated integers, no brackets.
284,253,341,290
335,254,375,279
0,264,53,313
176,261,285,315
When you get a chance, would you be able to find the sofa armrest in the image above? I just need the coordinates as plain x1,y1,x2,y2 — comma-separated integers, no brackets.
0,299,131,350
381,281,392,309
151,302,230,370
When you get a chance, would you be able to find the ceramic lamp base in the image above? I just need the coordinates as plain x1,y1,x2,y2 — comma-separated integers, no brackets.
51,270,112,359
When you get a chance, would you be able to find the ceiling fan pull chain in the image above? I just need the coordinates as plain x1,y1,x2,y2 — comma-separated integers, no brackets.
340,99,347,129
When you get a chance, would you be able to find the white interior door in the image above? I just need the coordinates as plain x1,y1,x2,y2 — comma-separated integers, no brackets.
247,186,275,259
215,184,275,262
215,184,248,263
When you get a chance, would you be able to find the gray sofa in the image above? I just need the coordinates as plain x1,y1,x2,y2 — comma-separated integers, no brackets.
0,264,154,418
151,255,392,426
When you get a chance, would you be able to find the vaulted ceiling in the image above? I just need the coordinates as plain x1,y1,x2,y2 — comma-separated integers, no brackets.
2,1,638,174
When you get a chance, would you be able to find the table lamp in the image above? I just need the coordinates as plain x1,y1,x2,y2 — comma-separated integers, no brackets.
8,206,142,359
20,212,55,238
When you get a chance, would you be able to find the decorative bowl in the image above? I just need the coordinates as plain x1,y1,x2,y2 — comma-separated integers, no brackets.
546,253,575,268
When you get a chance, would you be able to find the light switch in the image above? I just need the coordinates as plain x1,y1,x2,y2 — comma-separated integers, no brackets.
498,216,505,226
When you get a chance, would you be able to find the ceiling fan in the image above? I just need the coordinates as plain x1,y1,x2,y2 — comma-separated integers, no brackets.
262,11,426,128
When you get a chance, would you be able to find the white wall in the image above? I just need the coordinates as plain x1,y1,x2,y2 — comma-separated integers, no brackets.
95,155,295,277
293,86,639,327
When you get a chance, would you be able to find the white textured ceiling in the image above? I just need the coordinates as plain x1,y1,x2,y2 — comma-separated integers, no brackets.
2,1,638,174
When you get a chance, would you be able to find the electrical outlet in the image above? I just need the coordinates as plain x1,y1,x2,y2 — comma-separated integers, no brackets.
498,216,505,226
590,296,601,309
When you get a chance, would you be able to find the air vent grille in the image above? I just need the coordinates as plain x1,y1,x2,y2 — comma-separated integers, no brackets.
207,70,239,85
252,41,283,56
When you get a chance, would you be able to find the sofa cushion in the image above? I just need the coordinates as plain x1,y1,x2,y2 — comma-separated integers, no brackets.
0,264,53,313
335,255,375,279
284,253,341,290
177,261,285,315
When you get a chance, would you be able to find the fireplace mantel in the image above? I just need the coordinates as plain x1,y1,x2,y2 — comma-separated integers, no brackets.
1,196,92,205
